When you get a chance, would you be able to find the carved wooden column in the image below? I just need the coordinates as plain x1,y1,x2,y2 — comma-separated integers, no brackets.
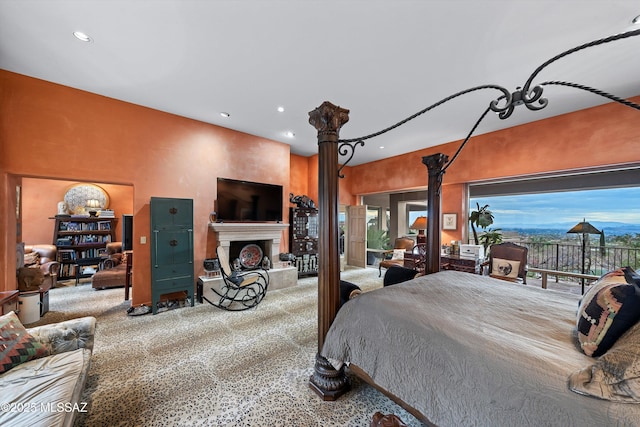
308,101,350,400
422,153,449,274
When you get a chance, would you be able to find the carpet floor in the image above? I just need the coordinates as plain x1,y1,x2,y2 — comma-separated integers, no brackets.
32,267,421,427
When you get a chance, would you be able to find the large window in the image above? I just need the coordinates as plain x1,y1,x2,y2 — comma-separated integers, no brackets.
469,169,640,241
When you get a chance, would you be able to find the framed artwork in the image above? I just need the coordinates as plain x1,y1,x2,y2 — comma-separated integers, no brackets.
443,213,457,230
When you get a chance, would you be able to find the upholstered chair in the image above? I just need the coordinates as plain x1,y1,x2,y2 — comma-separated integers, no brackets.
23,244,60,289
485,242,528,284
378,237,415,277
91,242,128,289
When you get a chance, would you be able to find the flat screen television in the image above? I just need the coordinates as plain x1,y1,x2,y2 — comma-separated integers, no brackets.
216,178,283,222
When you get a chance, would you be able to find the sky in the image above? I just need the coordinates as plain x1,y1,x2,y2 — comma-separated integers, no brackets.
470,186,640,230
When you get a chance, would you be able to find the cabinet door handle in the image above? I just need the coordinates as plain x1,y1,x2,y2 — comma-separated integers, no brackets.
188,229,193,264
153,230,159,268
169,240,178,247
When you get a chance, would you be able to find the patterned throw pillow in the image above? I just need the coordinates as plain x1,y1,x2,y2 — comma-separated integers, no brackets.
0,311,49,374
576,267,640,357
569,319,640,402
391,249,405,261
491,258,520,279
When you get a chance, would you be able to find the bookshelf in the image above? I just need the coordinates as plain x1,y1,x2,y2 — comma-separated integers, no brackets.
51,216,118,280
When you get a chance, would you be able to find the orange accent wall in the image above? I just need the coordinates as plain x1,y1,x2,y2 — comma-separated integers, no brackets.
346,98,640,241
3,68,640,299
1,71,291,305
21,178,134,245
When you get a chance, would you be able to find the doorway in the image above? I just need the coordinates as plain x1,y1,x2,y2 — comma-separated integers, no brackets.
18,176,134,305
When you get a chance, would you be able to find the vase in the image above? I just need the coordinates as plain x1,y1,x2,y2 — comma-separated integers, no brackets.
203,258,220,277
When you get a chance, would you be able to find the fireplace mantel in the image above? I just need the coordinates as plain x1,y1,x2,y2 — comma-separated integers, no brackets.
209,222,289,262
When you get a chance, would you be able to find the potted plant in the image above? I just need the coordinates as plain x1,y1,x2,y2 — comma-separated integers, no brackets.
366,227,390,265
469,203,494,245
478,228,503,253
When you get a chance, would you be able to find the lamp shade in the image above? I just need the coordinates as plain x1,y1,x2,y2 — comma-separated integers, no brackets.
410,216,427,230
86,199,101,209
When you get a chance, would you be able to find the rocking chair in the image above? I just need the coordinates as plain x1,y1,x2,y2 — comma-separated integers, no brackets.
204,246,269,311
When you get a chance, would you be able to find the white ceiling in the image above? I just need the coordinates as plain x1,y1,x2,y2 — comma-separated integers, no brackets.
2,0,640,165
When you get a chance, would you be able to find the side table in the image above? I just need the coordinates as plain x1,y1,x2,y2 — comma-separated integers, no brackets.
74,257,101,285
0,290,20,315
441,254,481,274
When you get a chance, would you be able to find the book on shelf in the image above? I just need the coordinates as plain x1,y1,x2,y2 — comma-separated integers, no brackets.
58,249,76,262
98,209,115,218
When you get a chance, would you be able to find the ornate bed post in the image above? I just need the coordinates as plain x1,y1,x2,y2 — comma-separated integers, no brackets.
308,101,350,400
422,153,449,274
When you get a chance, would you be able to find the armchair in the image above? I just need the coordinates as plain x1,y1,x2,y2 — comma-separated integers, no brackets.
484,242,528,284
22,244,60,290
378,237,415,277
91,242,129,290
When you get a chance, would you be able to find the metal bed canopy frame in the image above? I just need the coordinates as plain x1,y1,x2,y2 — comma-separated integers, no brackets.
307,28,640,405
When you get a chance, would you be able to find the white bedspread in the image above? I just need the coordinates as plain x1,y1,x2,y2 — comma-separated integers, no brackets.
322,270,640,427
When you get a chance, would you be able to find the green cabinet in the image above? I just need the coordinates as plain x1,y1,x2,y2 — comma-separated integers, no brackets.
150,197,194,314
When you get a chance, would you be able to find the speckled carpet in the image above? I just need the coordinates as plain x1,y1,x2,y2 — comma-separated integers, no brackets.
33,267,421,427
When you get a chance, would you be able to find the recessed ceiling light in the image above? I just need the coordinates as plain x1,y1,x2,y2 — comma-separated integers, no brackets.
277,106,285,113
379,146,385,149
220,112,230,118
73,31,92,42
285,131,295,138
633,15,640,25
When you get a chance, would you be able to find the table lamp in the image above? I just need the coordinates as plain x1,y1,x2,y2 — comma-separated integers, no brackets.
410,216,427,244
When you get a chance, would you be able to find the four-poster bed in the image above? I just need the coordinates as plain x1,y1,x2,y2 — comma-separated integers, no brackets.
308,28,640,425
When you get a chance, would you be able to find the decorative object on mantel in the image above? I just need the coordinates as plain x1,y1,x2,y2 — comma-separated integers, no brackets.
209,211,217,223
289,193,316,209
232,258,242,272
261,256,271,270
64,183,109,215
239,243,263,269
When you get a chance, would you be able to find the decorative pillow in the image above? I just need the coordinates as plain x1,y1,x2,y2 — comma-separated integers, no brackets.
569,318,640,402
576,267,640,357
23,251,40,266
491,258,520,279
391,249,405,261
0,311,49,374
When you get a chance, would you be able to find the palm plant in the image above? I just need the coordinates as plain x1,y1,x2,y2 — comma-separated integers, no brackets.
479,228,503,252
469,203,494,245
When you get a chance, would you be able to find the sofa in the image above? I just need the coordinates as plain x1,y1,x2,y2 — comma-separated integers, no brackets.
0,312,96,427
91,242,128,290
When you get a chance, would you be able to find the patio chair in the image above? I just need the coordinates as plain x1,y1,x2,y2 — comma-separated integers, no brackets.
485,242,528,284
204,246,269,311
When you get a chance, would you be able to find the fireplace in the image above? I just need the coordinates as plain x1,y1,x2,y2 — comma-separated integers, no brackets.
203,222,297,292
209,222,289,267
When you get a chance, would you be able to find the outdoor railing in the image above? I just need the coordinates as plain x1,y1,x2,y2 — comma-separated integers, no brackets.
519,241,640,279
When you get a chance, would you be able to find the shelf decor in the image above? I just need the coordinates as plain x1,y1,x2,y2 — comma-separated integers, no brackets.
64,183,109,215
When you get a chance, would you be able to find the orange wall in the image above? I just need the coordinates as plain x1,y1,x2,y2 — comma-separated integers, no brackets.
3,68,639,299
21,178,134,245
289,153,356,208
1,71,291,306
347,98,640,241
